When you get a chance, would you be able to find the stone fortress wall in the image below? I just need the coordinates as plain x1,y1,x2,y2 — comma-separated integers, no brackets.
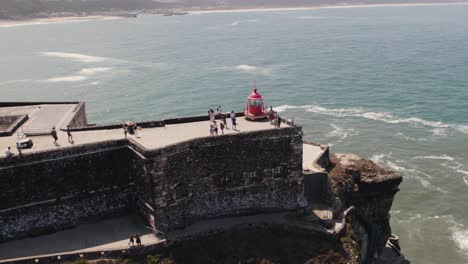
0,103,304,242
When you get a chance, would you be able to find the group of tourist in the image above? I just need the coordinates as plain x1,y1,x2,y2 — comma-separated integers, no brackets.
268,107,282,128
50,125,74,146
3,125,75,158
128,234,142,247
208,106,237,136
122,122,141,139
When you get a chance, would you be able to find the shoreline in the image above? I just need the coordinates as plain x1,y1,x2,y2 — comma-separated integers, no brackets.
184,2,468,14
1,2,468,28
0,15,121,28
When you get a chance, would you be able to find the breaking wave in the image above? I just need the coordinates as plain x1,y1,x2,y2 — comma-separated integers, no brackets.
41,52,107,63
274,104,468,134
297,16,327,19
370,153,447,192
79,67,112,75
413,155,455,161
326,123,359,146
231,64,274,75
450,221,468,258
231,19,259,26
394,132,427,142
46,76,87,83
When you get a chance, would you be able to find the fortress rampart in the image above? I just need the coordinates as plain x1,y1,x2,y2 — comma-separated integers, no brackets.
0,104,304,242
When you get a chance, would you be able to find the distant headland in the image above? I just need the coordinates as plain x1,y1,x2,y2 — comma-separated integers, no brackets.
1,0,468,25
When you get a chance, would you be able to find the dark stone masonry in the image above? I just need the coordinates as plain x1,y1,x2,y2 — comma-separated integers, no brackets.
0,124,304,242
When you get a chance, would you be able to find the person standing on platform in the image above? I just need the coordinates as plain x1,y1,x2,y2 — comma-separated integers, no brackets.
230,111,237,131
51,126,58,145
67,125,74,144
220,122,225,135
16,142,22,156
5,147,14,158
222,113,228,129
128,235,135,247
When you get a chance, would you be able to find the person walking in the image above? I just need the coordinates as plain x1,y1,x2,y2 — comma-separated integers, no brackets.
16,142,22,156
222,113,228,129
51,126,58,145
220,122,225,135
122,124,128,139
128,235,135,247
66,125,73,144
213,121,218,136
230,111,237,131
5,147,14,158
136,234,142,246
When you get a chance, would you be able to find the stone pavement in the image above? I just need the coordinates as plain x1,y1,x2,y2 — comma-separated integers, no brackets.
303,143,326,172
0,215,158,261
0,118,292,156
0,212,331,262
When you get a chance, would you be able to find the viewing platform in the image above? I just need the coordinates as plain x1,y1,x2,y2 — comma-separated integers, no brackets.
0,102,327,170
0,101,330,264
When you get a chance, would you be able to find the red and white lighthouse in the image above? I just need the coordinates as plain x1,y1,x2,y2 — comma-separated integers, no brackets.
244,86,267,120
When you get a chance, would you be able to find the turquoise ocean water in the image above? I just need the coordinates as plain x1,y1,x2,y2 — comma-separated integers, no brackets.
1,4,468,263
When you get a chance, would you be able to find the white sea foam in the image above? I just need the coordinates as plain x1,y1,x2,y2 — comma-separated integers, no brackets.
394,132,427,142
455,125,468,134
297,16,327,19
231,19,259,26
431,128,448,137
450,224,468,257
274,105,312,113
46,76,87,83
457,170,468,176
326,124,358,145
274,104,468,134
232,64,274,75
370,153,393,165
79,67,112,75
413,155,455,161
372,155,445,192
90,82,100,86
41,52,107,63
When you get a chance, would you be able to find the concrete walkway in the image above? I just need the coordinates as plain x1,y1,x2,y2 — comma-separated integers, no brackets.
0,215,157,261
0,118,285,158
0,212,332,263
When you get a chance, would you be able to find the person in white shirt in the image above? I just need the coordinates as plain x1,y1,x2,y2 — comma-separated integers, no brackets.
16,142,22,156
5,147,14,158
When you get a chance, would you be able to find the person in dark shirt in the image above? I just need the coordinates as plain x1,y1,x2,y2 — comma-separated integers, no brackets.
51,126,58,145
67,125,74,144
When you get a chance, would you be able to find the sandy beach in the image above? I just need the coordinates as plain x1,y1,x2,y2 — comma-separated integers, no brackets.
0,15,121,28
186,2,468,14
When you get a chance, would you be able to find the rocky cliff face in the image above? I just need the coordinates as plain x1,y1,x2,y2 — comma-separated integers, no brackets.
328,153,407,263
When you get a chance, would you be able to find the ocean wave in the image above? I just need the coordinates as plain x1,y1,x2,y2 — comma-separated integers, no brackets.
394,132,427,142
231,19,259,26
274,105,312,113
457,170,468,176
370,153,393,164
45,75,87,83
450,223,468,257
455,125,468,134
41,52,107,63
372,155,446,192
231,64,274,75
79,67,112,75
274,104,468,134
413,155,455,161
297,16,327,19
325,124,358,145
431,128,448,137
